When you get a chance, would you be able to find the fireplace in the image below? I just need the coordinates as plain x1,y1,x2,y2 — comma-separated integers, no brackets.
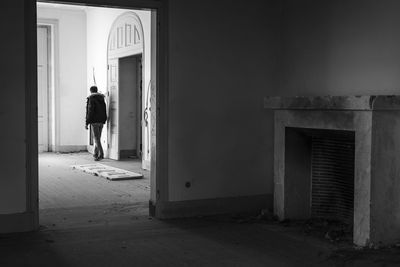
284,127,355,225
265,95,400,246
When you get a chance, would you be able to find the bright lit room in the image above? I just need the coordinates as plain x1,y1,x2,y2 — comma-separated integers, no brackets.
36,2,155,227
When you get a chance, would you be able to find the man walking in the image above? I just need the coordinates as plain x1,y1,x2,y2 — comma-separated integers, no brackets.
85,86,107,161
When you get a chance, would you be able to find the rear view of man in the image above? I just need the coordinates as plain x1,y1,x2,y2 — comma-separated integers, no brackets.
85,86,107,161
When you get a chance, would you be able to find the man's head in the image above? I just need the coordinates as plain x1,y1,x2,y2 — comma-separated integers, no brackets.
90,86,98,93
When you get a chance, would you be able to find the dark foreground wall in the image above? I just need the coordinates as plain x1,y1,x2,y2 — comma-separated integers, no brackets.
0,1,28,214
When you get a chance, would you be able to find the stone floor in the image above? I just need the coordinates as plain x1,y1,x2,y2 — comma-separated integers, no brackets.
39,152,150,229
3,210,400,267
1,153,398,266
39,152,150,210
0,208,336,267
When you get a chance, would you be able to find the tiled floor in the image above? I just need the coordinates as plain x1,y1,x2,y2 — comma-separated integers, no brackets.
39,152,150,210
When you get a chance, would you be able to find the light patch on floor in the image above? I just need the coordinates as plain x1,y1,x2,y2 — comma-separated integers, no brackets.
39,152,150,210
72,163,144,180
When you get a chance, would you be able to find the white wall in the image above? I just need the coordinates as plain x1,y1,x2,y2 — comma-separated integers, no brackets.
36,4,151,156
37,6,87,150
86,7,152,163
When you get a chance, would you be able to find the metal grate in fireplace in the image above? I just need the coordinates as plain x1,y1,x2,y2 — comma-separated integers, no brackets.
311,131,355,223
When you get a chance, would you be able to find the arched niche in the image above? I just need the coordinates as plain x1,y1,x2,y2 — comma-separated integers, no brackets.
108,12,144,58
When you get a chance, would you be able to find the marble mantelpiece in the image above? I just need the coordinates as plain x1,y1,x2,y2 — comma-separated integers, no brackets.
264,95,400,111
265,95,400,246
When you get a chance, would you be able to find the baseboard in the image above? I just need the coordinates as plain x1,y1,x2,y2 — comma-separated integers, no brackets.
153,194,273,219
52,145,87,153
149,200,156,217
0,212,37,234
120,149,138,159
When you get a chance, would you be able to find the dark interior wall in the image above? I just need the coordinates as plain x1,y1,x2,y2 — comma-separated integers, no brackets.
0,0,27,214
167,0,282,201
280,0,400,96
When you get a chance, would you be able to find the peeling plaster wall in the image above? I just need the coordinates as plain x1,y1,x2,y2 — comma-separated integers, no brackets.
167,0,281,201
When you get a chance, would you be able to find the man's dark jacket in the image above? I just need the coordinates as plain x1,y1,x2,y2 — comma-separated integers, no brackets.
86,93,107,126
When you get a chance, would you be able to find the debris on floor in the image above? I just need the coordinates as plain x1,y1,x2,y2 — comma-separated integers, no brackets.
302,218,353,243
227,210,354,245
72,163,143,180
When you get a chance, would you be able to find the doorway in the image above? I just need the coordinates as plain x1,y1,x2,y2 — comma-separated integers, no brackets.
37,19,58,153
106,11,150,169
37,26,49,153
34,2,163,227
119,55,143,159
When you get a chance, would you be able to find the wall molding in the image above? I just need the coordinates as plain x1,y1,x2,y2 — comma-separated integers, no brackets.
0,212,36,234
37,18,60,153
52,145,87,153
151,194,273,219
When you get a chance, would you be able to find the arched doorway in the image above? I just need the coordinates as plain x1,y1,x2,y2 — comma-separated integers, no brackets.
106,12,151,169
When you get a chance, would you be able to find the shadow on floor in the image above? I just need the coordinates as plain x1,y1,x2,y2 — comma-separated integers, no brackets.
3,213,400,266
2,153,392,266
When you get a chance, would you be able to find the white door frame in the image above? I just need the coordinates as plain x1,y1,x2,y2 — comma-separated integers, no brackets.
27,0,169,230
106,11,145,162
105,11,151,171
37,19,60,152
37,25,50,152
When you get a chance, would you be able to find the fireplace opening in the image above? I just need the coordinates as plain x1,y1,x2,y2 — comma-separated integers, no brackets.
284,127,355,234
311,130,355,223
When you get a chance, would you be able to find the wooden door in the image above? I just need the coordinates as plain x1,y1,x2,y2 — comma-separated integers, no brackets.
37,26,49,153
108,58,119,160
